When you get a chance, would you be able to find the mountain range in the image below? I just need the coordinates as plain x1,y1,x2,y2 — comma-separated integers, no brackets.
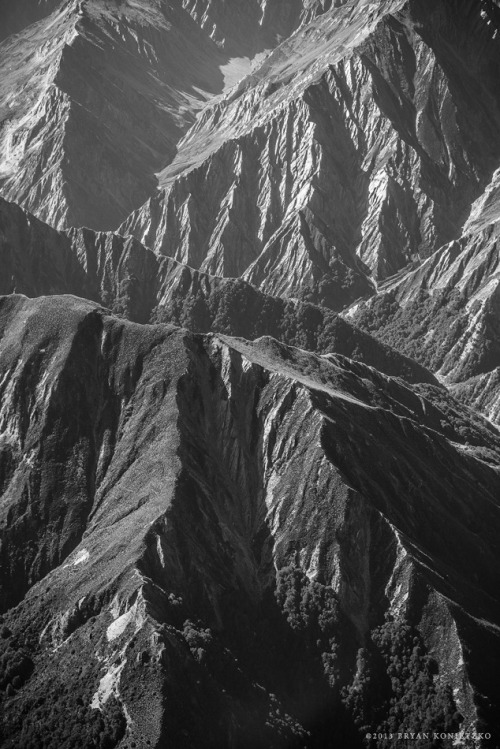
1,1,500,747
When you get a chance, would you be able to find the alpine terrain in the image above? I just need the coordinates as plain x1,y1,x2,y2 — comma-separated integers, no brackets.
1,1,500,748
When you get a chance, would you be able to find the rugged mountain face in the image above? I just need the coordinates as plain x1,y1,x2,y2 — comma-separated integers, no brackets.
349,220,500,424
0,0,61,43
0,196,437,385
4,0,500,300
1,295,500,748
2,0,500,747
331,1,500,427
0,0,254,230
0,0,342,233
121,0,500,310
180,0,304,55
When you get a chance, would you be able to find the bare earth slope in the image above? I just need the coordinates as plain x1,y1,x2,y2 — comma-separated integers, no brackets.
1,295,500,748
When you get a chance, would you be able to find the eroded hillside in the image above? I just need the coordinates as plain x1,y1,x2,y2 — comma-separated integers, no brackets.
1,296,500,747
2,1,500,747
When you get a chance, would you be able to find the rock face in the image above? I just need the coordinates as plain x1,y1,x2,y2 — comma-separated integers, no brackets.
2,1,500,747
4,0,500,300
1,295,500,748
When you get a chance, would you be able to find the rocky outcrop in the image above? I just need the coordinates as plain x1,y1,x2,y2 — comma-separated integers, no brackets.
465,168,500,236
1,295,500,747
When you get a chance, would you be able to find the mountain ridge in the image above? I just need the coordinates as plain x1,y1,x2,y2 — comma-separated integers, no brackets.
2,1,500,746
0,195,439,387
1,294,500,747
118,0,500,320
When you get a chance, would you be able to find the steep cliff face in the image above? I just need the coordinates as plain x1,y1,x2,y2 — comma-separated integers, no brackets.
121,0,500,310
3,0,500,301
1,295,500,748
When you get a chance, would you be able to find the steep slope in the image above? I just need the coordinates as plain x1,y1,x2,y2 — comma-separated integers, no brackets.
1,295,500,747
0,0,61,43
121,0,500,310
465,167,500,236
180,0,304,56
2,2,500,748
0,196,436,385
0,0,245,230
0,198,94,300
349,221,500,423
0,0,336,233
149,264,437,385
